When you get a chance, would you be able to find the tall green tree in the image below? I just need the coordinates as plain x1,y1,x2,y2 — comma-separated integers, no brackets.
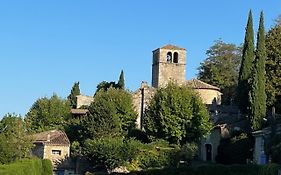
198,39,241,104
117,70,125,90
265,16,281,110
68,82,81,108
81,88,137,139
237,10,255,114
144,83,212,145
25,94,71,132
250,12,267,131
0,114,33,164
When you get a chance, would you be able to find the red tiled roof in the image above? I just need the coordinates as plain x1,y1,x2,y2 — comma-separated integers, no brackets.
186,79,220,91
71,108,88,115
33,130,70,146
160,44,186,50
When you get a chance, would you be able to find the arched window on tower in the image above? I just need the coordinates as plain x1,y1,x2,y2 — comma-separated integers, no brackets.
173,52,178,63
167,52,172,63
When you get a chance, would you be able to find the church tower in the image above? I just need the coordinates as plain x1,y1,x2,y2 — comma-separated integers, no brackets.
152,44,186,88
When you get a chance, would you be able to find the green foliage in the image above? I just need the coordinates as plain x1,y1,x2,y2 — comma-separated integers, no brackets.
0,159,53,175
68,82,81,108
265,17,281,110
216,133,254,164
177,143,198,163
269,133,281,163
25,94,71,132
128,128,150,143
96,81,118,92
144,83,211,145
82,88,137,139
237,10,255,114
198,39,241,104
250,12,267,131
84,137,140,171
0,114,33,164
118,70,125,90
121,164,281,175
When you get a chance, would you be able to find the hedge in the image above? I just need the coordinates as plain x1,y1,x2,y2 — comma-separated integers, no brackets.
112,164,281,175
0,159,53,175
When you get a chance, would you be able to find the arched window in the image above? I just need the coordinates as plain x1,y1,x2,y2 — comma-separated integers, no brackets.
173,52,178,63
167,52,172,63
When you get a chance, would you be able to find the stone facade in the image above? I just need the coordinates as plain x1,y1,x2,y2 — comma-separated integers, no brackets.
152,45,186,88
199,128,221,162
76,94,94,108
132,81,155,129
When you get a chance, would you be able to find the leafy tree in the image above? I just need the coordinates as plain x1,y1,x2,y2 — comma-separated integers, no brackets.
67,82,81,108
198,39,241,104
237,10,255,114
144,83,212,145
250,12,267,131
0,114,33,164
265,16,281,110
25,94,71,132
117,70,125,90
81,88,137,139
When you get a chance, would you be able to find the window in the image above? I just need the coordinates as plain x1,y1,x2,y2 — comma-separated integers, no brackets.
52,150,61,155
167,52,172,63
173,52,178,63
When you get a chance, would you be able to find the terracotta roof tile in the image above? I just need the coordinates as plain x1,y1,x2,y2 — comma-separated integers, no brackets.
186,79,220,91
160,44,186,50
71,108,88,115
33,130,70,146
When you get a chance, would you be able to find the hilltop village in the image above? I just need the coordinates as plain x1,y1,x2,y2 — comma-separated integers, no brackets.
1,11,281,175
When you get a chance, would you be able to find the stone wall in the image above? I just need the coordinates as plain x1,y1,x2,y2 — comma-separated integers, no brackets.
43,145,70,167
76,95,94,108
200,128,221,162
152,48,186,88
194,89,222,105
132,82,155,129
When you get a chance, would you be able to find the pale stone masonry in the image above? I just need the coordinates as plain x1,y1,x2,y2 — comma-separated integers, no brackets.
76,94,94,108
32,130,70,168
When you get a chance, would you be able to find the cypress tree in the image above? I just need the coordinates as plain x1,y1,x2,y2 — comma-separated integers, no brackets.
117,70,125,90
68,82,81,108
250,12,267,131
237,10,255,114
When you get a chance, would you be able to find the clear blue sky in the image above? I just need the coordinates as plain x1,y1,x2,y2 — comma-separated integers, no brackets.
0,1,280,117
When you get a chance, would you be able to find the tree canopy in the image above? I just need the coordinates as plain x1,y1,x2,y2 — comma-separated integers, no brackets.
68,82,81,108
0,114,33,164
81,88,137,139
198,39,241,104
250,12,267,131
143,83,212,145
265,16,281,111
237,10,255,114
25,94,71,132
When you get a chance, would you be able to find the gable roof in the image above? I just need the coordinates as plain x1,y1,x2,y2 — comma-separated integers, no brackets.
160,44,186,50
33,130,70,146
71,108,88,115
186,79,220,91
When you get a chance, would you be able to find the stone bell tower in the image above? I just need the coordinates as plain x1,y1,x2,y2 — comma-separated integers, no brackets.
152,44,186,88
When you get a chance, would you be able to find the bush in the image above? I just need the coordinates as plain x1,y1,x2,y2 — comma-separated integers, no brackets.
84,137,141,171
0,159,53,175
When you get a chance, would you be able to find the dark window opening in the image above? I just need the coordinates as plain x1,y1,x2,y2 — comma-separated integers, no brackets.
167,52,172,63
173,52,178,63
52,150,61,155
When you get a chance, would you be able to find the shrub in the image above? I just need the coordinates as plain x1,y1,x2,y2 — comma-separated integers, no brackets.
84,137,141,171
0,159,53,175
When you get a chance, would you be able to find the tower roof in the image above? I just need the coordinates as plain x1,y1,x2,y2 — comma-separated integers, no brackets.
186,79,220,91
160,44,186,50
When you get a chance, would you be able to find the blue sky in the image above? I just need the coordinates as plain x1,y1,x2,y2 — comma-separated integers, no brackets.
0,1,280,117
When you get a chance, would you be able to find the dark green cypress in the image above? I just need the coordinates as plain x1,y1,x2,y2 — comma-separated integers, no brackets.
68,82,81,108
237,10,255,114
117,70,125,90
250,11,267,130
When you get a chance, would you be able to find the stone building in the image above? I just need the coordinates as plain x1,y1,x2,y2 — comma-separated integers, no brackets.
133,44,222,129
32,130,70,168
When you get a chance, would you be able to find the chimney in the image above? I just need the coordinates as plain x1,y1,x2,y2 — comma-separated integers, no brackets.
47,134,50,142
